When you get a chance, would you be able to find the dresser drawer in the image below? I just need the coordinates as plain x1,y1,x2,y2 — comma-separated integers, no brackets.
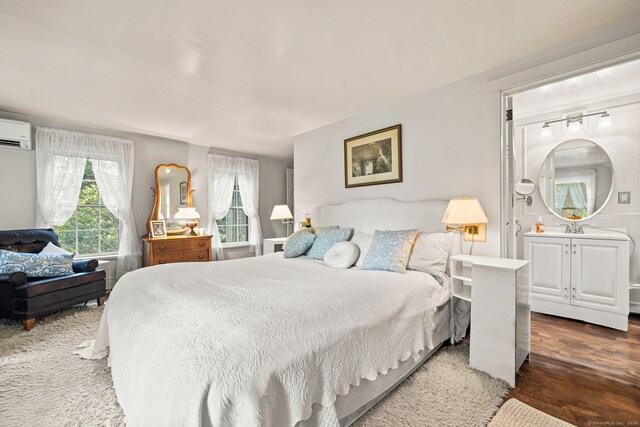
153,241,182,254
184,239,210,252
155,250,209,265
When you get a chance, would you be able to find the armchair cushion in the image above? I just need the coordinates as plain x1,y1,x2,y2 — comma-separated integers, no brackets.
72,259,99,273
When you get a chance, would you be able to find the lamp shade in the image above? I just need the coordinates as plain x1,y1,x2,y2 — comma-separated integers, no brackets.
270,204,293,220
174,207,200,220
441,198,488,225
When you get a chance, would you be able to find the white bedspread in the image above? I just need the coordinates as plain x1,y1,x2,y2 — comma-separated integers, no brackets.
79,253,449,427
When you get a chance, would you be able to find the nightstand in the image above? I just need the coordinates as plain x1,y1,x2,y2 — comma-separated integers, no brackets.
263,237,287,255
450,254,530,387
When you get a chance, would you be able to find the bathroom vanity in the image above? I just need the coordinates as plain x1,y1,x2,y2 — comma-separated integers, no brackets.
525,227,629,331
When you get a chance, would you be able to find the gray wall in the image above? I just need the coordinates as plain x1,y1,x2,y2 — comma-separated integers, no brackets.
0,110,292,262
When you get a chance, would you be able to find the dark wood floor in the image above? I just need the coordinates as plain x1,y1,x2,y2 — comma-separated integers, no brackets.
505,312,640,426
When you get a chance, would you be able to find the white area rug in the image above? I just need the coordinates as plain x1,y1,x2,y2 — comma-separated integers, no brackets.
0,306,509,427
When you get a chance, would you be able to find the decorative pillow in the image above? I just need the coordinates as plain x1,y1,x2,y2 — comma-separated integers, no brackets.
361,230,418,273
306,228,353,260
407,232,454,279
39,242,72,256
324,241,360,269
283,229,316,258
350,230,373,267
0,249,73,278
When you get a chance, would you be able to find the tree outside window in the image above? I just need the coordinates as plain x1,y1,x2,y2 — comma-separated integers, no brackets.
54,161,120,255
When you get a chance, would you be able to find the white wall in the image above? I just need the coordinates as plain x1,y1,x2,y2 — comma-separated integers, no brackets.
294,20,640,263
294,74,500,256
0,110,292,263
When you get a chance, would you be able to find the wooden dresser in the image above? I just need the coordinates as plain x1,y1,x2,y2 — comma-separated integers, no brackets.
142,235,212,267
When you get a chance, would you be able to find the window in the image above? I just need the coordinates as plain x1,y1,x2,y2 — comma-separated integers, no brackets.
216,178,249,244
54,161,120,255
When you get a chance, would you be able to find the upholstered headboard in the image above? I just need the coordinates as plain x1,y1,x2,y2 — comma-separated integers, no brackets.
311,198,462,257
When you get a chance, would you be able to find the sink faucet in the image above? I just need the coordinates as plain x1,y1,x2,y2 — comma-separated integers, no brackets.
565,222,584,234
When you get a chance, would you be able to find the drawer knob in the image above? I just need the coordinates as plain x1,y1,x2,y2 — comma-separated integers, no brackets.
158,245,168,251
198,255,205,260
199,242,205,247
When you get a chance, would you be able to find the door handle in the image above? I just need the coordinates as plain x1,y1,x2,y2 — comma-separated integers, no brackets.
563,287,568,299
571,287,576,299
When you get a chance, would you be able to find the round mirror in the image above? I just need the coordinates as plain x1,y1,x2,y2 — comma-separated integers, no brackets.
538,139,613,222
515,178,536,195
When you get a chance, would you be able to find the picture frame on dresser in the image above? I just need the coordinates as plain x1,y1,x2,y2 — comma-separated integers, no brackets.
150,220,167,238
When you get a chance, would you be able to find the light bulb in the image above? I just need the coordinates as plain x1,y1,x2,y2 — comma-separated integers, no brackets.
567,120,582,134
597,112,613,132
539,123,553,141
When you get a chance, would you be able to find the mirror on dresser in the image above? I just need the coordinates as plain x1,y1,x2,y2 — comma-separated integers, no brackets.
143,163,212,267
538,138,614,221
147,163,195,235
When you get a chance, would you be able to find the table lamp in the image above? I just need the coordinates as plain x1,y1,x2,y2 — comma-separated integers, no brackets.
441,197,488,242
175,207,201,236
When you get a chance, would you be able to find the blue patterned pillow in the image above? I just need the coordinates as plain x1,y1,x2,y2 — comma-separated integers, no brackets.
0,249,73,277
306,228,353,260
362,230,418,273
283,230,317,258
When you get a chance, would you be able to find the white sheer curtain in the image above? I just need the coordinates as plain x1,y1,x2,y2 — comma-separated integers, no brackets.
207,154,238,260
35,148,87,227
236,158,262,255
35,127,140,278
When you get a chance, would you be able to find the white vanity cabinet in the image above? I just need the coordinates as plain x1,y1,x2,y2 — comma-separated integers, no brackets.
524,231,629,331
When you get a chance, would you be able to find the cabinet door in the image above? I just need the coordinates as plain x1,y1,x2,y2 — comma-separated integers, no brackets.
571,238,628,314
525,236,570,303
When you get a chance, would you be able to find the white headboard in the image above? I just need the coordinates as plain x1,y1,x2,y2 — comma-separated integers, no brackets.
311,198,461,257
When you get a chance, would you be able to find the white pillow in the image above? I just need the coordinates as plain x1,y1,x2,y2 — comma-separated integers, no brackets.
407,232,454,278
323,241,359,269
39,242,72,256
350,230,373,267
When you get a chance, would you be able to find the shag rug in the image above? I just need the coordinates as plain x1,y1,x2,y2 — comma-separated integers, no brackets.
0,306,509,427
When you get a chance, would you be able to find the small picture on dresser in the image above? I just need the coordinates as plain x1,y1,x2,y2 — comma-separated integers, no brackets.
150,220,167,238
344,124,402,188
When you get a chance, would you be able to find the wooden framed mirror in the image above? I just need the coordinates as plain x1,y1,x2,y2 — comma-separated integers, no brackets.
146,163,196,235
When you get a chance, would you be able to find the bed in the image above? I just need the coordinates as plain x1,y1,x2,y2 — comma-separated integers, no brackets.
78,198,470,426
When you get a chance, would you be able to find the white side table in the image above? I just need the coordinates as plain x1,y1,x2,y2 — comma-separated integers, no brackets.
263,237,287,255
450,254,530,387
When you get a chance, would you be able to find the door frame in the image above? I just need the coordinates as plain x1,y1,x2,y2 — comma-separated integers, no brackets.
498,51,640,258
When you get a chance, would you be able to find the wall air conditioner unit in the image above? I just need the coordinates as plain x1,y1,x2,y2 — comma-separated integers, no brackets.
0,118,32,150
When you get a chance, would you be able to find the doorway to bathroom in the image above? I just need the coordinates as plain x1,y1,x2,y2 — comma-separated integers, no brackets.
501,56,640,316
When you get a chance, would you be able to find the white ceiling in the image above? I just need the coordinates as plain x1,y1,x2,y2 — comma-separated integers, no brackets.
1,1,639,159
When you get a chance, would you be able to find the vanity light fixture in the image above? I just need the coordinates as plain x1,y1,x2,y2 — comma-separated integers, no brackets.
540,110,610,136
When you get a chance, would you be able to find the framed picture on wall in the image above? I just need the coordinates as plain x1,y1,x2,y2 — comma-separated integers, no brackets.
150,220,167,238
344,124,402,188
180,181,187,205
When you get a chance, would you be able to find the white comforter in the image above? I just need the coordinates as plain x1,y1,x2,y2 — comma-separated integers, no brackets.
84,254,449,427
